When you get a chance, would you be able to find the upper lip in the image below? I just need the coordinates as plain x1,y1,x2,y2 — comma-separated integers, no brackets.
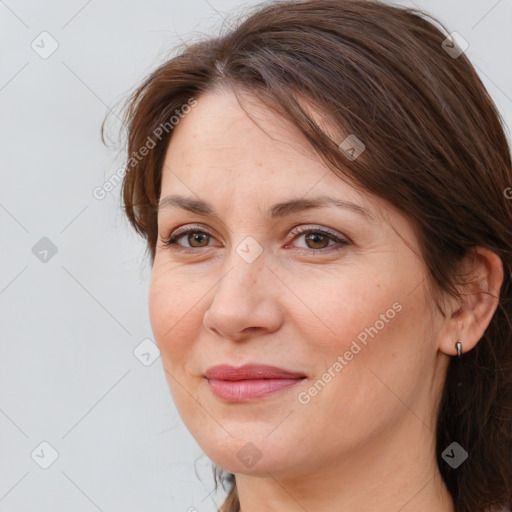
204,364,306,381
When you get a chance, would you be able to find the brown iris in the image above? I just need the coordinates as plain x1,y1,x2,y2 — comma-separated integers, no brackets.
188,232,210,247
304,232,330,249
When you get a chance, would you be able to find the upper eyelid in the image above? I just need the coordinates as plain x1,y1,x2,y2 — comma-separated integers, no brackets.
167,224,349,245
169,223,343,236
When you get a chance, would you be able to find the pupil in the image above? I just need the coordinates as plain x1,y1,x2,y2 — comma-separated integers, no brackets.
191,233,207,246
307,233,327,248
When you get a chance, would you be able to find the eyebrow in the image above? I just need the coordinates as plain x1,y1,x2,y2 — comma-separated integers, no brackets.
158,194,376,221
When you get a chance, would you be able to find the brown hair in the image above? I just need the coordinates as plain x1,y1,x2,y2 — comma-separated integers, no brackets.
105,1,512,511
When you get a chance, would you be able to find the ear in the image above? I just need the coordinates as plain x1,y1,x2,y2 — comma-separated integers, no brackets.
438,247,504,356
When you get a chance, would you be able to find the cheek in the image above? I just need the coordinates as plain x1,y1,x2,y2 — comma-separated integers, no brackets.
292,269,426,417
148,269,203,370
148,272,208,421
293,250,426,354
288,266,403,352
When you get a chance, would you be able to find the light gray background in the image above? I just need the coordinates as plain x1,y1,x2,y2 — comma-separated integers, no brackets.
1,1,511,511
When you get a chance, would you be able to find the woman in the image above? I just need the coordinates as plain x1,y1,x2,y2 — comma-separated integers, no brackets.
108,0,512,510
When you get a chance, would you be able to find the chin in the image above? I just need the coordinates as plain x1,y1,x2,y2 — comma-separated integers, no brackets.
207,448,294,477
194,431,296,475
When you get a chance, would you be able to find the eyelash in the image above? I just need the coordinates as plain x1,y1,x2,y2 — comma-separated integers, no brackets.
160,224,350,255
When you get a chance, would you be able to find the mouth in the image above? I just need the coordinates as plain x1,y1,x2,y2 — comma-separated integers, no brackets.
204,364,307,403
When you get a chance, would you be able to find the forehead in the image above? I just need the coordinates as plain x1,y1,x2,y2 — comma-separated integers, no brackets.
164,89,320,174
160,88,381,219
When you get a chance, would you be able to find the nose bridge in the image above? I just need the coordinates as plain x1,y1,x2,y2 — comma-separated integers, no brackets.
219,240,268,298
203,243,281,338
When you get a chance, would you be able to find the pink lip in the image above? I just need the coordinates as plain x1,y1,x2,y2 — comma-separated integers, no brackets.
204,364,307,403
204,364,306,380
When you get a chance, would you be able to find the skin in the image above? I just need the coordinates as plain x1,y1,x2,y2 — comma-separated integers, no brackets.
149,86,503,512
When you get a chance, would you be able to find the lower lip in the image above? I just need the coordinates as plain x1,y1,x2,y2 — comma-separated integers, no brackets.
206,378,305,402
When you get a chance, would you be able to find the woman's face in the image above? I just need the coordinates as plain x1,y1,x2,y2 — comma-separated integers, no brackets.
149,88,450,478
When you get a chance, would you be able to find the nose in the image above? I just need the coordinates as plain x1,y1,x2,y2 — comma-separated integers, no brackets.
203,259,283,341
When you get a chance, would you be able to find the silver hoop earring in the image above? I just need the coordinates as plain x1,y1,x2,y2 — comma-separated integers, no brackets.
456,340,462,358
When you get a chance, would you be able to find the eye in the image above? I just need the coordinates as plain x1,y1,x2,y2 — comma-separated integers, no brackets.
161,225,218,251
286,226,350,254
160,224,350,254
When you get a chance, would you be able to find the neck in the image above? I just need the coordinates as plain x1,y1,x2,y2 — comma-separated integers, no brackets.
235,413,455,512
